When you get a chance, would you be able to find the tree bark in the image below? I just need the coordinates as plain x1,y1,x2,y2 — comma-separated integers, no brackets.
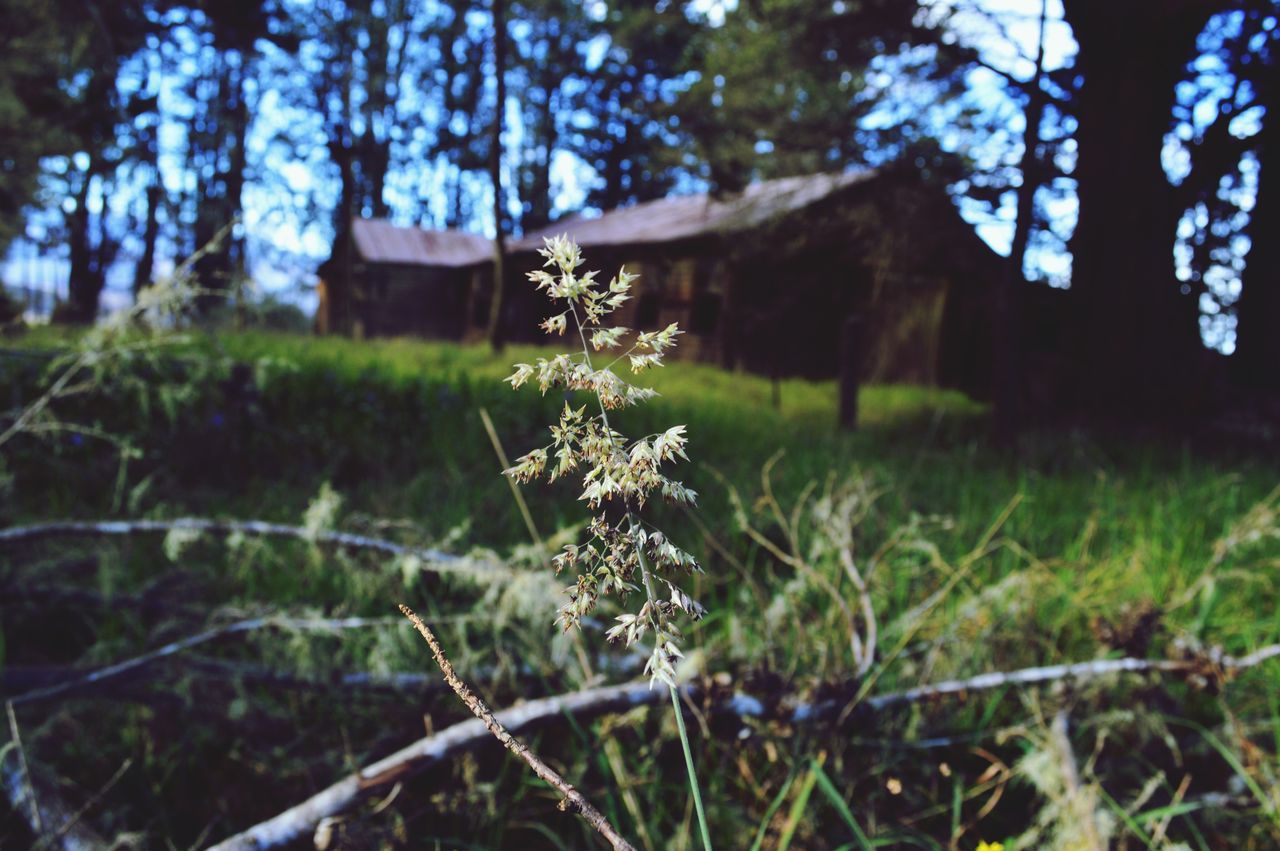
134,178,162,298
226,55,250,289
992,0,1048,443
485,0,509,351
1061,1,1223,420
65,164,99,322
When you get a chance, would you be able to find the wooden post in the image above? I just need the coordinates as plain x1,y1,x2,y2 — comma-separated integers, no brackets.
839,314,861,430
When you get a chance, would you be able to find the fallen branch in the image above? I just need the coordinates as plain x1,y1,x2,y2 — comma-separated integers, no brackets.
399,605,636,850
1050,711,1105,851
5,615,404,707
0,518,508,578
210,642,1280,848
857,644,1279,714
3,703,108,851
206,679,661,851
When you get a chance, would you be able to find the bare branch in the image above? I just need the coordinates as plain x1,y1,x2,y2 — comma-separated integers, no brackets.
206,678,661,851
0,518,508,578
3,703,109,850
6,616,403,707
859,646,1272,713
2,649,645,702
5,701,43,839
209,643,1280,848
398,604,637,851
1050,711,1106,851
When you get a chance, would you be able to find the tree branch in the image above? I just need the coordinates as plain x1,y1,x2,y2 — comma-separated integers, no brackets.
0,518,509,578
5,616,403,707
3,703,110,851
398,604,637,851
206,678,661,851
209,642,1280,848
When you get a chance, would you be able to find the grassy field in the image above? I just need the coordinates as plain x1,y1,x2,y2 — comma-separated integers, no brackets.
3,329,1278,849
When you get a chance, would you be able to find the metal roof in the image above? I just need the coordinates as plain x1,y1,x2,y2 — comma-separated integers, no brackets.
345,170,881,269
352,218,493,268
514,169,880,251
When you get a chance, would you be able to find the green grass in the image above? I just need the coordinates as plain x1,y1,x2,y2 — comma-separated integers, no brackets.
3,329,1278,849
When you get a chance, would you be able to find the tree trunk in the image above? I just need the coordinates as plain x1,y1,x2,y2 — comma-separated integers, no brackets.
65,164,101,323
992,0,1049,444
1061,1,1221,420
194,52,233,309
485,0,509,351
333,147,357,336
227,56,250,287
134,158,162,298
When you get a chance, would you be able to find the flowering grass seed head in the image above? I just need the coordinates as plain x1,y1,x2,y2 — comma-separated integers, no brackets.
505,237,705,688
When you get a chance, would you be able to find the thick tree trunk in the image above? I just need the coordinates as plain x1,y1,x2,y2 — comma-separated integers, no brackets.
362,8,393,219
65,165,103,323
485,0,509,351
333,147,357,336
1061,1,1221,420
992,0,1049,444
194,53,234,309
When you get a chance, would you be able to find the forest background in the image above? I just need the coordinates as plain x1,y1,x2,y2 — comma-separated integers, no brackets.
2,1,1280,849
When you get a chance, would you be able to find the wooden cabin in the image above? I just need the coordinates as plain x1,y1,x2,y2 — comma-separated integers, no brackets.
316,220,492,339
317,168,1006,397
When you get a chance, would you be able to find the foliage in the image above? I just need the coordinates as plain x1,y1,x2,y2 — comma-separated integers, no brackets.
0,0,76,253
2,330,1279,847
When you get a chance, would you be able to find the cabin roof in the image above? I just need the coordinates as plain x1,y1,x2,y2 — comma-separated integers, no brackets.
339,169,886,270
514,168,880,251
351,218,492,268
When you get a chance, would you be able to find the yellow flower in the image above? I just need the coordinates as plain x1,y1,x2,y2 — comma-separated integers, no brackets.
976,843,1004,851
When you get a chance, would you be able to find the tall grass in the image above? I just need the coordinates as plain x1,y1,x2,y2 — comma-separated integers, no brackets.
2,329,1278,848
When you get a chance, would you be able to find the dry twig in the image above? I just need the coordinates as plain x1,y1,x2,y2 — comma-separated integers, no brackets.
2,704,109,850
1050,711,1106,851
398,604,637,851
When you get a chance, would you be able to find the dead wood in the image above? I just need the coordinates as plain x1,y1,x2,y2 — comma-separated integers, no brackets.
209,641,1280,848
206,678,660,850
0,518,507,578
3,704,109,851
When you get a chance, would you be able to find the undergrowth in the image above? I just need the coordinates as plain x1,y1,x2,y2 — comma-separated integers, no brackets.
2,328,1278,848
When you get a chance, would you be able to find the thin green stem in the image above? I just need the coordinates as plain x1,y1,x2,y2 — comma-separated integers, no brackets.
670,684,713,851
568,295,710,849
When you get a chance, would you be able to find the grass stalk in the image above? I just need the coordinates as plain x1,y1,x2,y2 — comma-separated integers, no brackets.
670,684,713,851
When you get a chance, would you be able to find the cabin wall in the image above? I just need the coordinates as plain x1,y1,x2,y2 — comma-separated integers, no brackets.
356,263,472,339
328,181,1002,399
506,233,955,384
503,244,727,363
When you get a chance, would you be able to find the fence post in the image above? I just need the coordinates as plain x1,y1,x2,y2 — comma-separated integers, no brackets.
839,314,861,431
